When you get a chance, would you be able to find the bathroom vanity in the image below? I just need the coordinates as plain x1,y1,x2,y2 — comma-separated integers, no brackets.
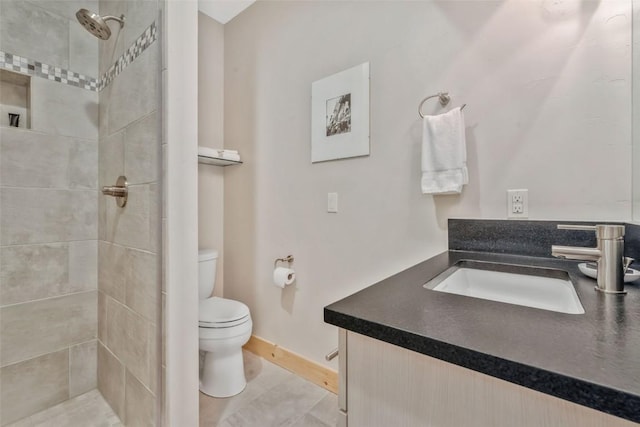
324,220,640,427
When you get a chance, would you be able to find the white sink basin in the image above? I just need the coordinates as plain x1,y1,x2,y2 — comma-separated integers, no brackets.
424,261,585,314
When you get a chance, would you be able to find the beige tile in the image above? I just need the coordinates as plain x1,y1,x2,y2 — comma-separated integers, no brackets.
0,128,70,188
199,351,295,427
25,0,100,21
221,375,327,427
30,78,99,140
107,45,159,134
98,241,126,303
123,0,157,54
69,240,98,293
0,188,97,246
125,248,158,322
308,392,337,426
105,298,154,391
28,389,123,427
98,342,125,422
149,183,160,254
4,416,34,427
124,111,158,185
0,243,68,306
69,140,99,189
69,19,99,78
0,1,68,70
98,0,125,76
289,414,332,427
1,291,97,366
0,349,69,425
69,341,98,398
107,184,150,251
98,292,108,343
125,372,155,427
98,131,124,189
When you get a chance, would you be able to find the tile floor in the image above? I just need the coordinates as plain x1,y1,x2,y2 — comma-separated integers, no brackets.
7,351,337,427
6,389,122,427
200,351,338,427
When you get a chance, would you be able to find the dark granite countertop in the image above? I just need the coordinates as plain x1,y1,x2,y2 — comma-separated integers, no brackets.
324,250,640,423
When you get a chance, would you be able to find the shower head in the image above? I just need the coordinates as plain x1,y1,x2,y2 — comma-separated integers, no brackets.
75,8,125,40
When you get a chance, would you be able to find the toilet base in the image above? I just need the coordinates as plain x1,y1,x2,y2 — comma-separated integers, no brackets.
200,346,247,398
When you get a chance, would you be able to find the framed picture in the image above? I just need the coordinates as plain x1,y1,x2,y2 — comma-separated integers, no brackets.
311,62,370,163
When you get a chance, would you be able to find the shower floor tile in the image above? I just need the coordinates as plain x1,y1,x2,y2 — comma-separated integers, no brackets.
6,389,122,427
199,350,337,427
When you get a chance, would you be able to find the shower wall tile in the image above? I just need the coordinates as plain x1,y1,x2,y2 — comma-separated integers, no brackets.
69,240,98,292
0,349,69,425
0,1,69,71
98,241,127,303
69,20,99,78
107,45,158,134
25,0,100,22
98,0,126,76
125,371,155,427
0,188,97,245
125,249,158,322
97,342,125,421
0,128,70,188
149,183,160,254
68,140,99,189
104,297,154,390
123,0,158,56
0,243,68,306
98,130,125,187
98,292,108,343
31,77,98,140
124,111,159,185
0,291,97,366
69,340,98,398
105,184,151,251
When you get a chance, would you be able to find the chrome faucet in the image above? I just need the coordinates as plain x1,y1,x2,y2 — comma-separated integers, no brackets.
551,224,626,294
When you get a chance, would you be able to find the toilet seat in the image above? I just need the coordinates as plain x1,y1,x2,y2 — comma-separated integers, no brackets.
199,297,250,328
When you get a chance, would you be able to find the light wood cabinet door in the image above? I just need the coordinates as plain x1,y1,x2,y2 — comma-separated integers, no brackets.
346,331,635,427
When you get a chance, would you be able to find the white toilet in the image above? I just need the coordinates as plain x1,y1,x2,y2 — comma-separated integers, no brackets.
198,249,252,398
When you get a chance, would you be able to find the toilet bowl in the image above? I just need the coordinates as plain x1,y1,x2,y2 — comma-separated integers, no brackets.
198,250,253,398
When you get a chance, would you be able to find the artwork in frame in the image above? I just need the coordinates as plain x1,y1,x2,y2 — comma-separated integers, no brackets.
311,62,370,163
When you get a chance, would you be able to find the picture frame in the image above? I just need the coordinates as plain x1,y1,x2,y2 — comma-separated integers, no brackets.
311,62,370,163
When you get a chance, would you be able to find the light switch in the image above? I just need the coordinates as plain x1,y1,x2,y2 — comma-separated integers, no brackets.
328,193,338,213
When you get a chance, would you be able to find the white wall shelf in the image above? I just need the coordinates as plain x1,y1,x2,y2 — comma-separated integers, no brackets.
198,155,243,167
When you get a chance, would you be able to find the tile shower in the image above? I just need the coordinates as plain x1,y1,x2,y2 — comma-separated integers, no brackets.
0,1,162,425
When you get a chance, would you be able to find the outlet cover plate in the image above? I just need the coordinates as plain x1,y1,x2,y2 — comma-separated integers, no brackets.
507,189,528,219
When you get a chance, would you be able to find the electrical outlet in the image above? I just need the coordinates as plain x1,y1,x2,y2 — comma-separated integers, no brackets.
507,189,528,219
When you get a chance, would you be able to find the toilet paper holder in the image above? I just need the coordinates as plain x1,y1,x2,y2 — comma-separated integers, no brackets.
274,255,294,267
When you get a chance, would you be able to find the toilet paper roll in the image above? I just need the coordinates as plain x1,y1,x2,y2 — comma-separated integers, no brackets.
273,267,296,288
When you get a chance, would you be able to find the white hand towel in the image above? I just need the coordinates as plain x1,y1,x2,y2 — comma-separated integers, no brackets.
421,107,468,195
198,146,220,158
221,152,241,162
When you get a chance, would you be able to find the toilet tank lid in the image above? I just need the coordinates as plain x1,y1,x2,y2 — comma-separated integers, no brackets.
198,249,219,261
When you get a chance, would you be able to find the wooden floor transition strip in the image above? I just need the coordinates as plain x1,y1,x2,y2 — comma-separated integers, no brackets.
243,335,338,394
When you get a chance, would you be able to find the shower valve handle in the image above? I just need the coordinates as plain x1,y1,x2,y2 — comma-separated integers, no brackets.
102,176,128,208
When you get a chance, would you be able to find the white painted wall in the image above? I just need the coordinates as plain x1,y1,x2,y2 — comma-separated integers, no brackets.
198,12,225,297
633,0,640,221
220,0,632,369
164,0,199,425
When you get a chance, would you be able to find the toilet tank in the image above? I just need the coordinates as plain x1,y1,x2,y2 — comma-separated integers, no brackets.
198,249,219,300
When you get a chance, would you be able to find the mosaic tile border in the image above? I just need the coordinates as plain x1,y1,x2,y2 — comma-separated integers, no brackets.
0,51,99,91
99,21,157,91
0,21,157,93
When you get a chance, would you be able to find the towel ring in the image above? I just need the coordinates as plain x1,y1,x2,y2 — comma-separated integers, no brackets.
418,92,466,118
